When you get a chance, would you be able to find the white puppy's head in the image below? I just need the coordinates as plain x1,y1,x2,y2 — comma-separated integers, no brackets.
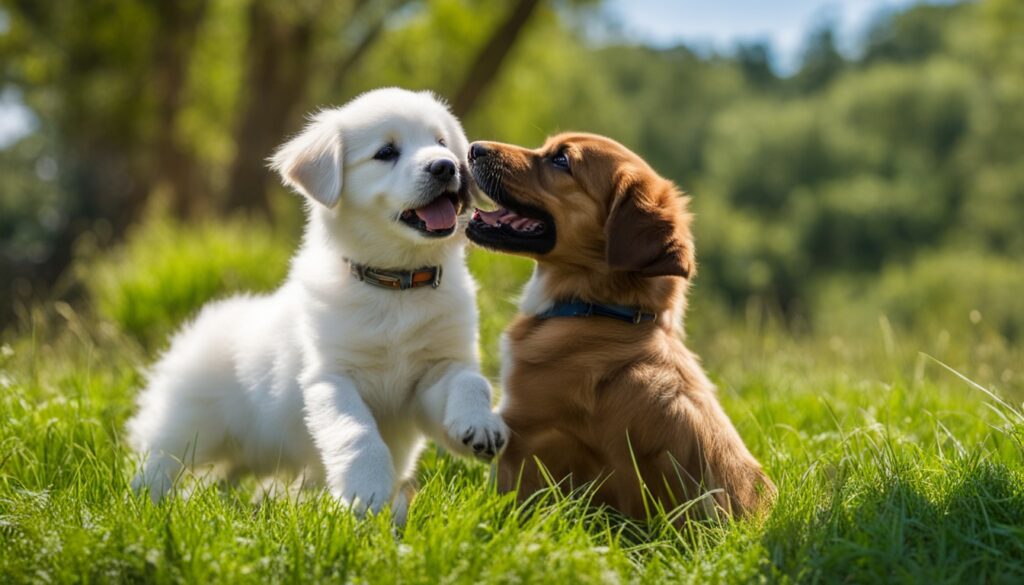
271,88,471,249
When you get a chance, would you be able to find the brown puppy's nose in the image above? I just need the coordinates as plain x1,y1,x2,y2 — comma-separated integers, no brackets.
469,142,489,162
428,159,456,180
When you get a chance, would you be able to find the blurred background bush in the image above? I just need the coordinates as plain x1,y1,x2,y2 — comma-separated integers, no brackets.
1,0,1022,354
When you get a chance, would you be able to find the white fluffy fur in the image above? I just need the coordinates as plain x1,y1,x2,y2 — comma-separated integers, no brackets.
128,88,506,523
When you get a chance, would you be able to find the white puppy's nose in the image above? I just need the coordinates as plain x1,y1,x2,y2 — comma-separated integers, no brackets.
427,159,456,181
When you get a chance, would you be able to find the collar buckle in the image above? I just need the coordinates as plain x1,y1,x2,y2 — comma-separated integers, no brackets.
397,272,413,291
349,261,366,282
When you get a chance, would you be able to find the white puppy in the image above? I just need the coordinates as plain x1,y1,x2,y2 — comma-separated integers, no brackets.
128,88,507,522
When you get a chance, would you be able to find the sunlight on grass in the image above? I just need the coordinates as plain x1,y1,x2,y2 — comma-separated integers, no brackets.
1,217,1023,582
83,211,296,347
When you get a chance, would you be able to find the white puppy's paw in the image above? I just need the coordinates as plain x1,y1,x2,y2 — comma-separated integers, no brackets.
336,484,393,518
131,459,176,504
391,482,416,527
446,410,508,461
347,492,389,518
330,468,394,518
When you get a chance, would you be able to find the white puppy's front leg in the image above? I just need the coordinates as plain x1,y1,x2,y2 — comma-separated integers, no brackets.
303,374,394,516
417,363,507,461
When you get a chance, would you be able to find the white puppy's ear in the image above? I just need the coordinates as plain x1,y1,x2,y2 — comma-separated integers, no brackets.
270,114,343,208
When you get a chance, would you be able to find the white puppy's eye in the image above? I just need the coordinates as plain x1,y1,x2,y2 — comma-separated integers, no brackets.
437,138,447,147
373,143,400,161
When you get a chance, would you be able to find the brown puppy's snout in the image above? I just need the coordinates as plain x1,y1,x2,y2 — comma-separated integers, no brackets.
469,140,533,170
469,142,490,162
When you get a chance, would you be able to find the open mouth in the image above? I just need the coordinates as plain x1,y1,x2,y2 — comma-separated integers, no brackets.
471,207,548,235
400,192,462,237
466,168,556,254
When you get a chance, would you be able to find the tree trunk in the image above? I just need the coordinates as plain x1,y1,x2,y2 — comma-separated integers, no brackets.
224,2,319,215
151,0,210,217
451,0,542,117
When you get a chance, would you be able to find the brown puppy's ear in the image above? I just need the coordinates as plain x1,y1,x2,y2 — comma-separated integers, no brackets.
605,170,695,278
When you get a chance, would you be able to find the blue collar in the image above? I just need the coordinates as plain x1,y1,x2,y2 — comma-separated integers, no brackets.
536,299,657,325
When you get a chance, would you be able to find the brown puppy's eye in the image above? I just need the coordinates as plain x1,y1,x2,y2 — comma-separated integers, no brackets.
551,150,570,172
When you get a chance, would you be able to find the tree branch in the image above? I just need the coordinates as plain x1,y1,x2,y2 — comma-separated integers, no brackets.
451,0,542,117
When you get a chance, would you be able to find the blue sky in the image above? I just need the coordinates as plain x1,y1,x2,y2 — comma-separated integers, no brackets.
605,0,957,73
0,88,34,148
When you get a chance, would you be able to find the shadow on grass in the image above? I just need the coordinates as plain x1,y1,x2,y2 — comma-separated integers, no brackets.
761,458,1024,583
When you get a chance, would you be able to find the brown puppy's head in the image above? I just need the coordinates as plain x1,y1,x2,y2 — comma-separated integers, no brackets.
466,133,694,279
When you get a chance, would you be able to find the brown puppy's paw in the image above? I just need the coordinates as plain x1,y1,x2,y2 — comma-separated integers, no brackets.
720,466,777,519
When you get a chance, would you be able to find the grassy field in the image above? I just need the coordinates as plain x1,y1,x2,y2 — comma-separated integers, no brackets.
2,221,1023,583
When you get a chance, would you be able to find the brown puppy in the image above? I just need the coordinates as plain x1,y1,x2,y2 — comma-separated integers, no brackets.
466,133,775,520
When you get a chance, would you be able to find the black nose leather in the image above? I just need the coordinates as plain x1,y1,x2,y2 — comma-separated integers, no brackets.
428,159,456,180
469,143,489,161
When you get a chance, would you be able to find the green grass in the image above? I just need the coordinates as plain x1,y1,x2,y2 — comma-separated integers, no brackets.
83,211,296,348
2,218,1024,583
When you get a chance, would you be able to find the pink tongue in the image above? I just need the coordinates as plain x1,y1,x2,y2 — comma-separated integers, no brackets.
475,208,509,226
415,197,457,231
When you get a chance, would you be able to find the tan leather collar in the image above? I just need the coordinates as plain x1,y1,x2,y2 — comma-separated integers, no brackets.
347,260,443,291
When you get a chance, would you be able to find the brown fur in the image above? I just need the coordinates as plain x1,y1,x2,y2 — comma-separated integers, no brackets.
475,133,776,520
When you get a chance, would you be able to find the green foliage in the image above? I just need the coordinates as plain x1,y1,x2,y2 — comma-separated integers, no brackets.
467,249,533,379
177,0,249,169
818,251,1024,344
793,26,844,92
0,133,62,267
863,3,957,64
693,44,1019,310
344,0,505,98
83,211,295,346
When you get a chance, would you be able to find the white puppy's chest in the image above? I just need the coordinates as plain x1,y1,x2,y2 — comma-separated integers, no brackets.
302,280,476,415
